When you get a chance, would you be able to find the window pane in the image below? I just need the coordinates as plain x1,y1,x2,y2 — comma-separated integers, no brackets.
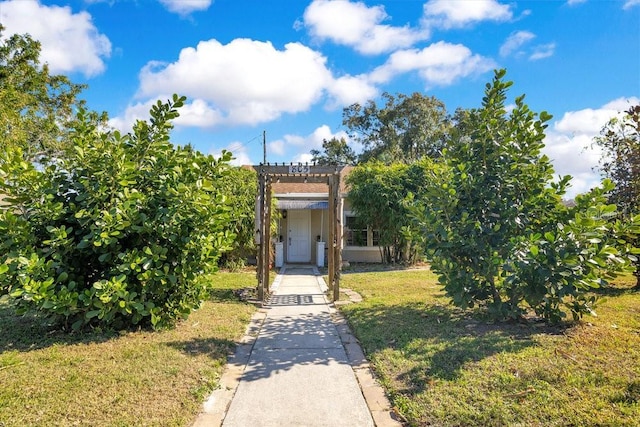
372,229,380,246
345,215,368,247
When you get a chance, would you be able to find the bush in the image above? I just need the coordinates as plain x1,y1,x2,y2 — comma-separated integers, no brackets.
217,167,257,268
409,70,639,323
0,95,235,329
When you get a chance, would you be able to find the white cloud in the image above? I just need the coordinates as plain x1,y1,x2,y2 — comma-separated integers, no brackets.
303,0,429,55
543,132,603,197
500,31,554,61
0,0,111,77
173,99,224,128
500,30,535,57
553,97,639,135
158,0,213,15
422,0,513,29
133,38,333,127
107,99,156,132
529,43,556,60
623,0,640,10
369,41,496,87
567,0,587,5
543,97,640,198
326,74,379,108
108,96,225,132
269,125,350,161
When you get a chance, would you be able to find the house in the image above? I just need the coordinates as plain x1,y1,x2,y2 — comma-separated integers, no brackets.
269,165,381,266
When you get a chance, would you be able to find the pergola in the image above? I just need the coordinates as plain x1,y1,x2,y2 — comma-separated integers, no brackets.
254,163,344,303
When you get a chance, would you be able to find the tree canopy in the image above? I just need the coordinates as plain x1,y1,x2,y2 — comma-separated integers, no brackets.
594,105,640,215
343,92,451,164
346,160,443,264
0,25,87,162
594,104,640,287
310,137,357,165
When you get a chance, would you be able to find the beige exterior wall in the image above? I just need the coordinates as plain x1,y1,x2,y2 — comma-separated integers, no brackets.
343,247,383,263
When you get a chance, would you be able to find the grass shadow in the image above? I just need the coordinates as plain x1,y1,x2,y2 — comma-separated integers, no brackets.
592,285,639,297
342,301,568,396
0,298,116,352
165,336,237,361
209,287,242,302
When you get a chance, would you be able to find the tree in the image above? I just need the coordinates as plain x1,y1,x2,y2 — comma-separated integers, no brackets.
0,95,235,330
346,160,443,264
217,166,258,269
594,104,640,287
310,137,357,165
0,25,87,162
343,92,450,163
409,70,638,323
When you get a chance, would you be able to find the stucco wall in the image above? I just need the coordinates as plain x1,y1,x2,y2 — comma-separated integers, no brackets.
343,247,383,263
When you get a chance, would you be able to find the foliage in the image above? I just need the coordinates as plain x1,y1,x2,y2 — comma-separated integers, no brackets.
0,95,235,329
343,92,450,163
593,104,640,287
0,25,87,162
346,160,444,264
409,69,639,322
216,167,258,268
310,137,357,165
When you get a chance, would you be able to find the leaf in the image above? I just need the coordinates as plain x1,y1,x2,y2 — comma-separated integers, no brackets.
72,319,84,331
85,310,101,319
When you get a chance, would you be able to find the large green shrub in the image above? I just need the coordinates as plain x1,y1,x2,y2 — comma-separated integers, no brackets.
347,159,445,264
0,95,235,329
217,166,258,269
409,70,639,322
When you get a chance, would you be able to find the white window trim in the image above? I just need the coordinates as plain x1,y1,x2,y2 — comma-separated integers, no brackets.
343,210,381,250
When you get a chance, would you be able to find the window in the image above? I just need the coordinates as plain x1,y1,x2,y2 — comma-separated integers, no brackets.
344,215,380,247
372,229,380,246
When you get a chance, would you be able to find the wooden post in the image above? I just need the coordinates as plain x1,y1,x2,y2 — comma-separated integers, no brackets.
257,171,267,302
263,178,272,296
327,175,335,298
333,171,341,302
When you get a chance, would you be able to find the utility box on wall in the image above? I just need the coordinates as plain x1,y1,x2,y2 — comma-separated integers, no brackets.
316,241,325,267
275,242,283,268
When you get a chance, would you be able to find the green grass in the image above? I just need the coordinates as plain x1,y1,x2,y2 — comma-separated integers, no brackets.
339,268,640,427
0,270,258,427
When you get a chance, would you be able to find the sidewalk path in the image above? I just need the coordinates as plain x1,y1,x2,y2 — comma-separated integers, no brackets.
193,265,401,427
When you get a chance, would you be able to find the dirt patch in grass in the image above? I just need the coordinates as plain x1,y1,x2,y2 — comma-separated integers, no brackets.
0,271,257,427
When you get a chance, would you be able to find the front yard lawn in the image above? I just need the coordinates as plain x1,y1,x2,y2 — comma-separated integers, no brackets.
339,268,640,426
0,271,257,427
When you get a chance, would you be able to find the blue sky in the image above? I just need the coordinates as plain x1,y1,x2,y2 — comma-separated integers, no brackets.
1,0,639,197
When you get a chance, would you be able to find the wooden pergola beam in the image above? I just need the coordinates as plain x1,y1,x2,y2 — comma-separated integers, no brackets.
252,164,342,176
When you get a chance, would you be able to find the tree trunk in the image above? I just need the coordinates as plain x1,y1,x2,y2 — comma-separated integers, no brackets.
488,276,502,306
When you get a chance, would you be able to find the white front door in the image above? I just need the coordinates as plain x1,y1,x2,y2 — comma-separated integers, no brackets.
287,210,311,263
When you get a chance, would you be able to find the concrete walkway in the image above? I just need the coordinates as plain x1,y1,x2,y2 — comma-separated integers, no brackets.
193,265,401,427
